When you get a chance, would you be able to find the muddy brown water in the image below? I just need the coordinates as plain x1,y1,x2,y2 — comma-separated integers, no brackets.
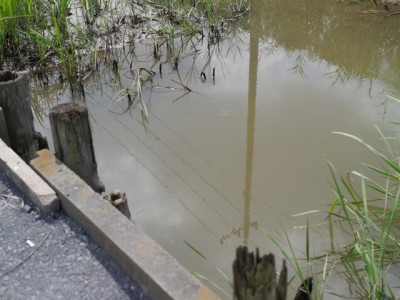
33,0,400,298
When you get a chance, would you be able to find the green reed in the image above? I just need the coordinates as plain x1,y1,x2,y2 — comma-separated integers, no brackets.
0,0,30,57
1,0,96,75
184,240,232,298
1,0,248,76
327,108,400,298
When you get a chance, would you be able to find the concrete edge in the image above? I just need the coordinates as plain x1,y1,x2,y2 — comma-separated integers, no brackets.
0,138,59,213
30,149,220,300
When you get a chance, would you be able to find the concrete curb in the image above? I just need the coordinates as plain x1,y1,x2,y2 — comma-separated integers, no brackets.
30,149,220,300
0,138,59,213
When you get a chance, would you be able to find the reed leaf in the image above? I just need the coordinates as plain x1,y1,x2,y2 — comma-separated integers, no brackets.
184,240,233,292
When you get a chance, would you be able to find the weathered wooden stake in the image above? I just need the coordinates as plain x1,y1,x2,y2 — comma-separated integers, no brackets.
233,246,287,300
104,189,132,220
49,102,105,193
233,246,314,300
0,106,10,145
0,71,37,161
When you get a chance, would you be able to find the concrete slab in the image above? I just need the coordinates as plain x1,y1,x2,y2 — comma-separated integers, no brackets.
0,138,59,213
31,149,220,300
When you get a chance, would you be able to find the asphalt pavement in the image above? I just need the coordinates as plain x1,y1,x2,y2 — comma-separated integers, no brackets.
0,172,150,300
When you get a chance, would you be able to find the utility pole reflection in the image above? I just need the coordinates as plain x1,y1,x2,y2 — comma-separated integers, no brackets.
243,0,262,246
220,0,263,246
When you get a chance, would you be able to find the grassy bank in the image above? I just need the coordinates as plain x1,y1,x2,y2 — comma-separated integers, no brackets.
0,0,249,79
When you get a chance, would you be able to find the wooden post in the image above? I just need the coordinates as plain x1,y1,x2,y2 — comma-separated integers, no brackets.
104,189,132,220
0,71,37,161
0,106,10,145
233,246,314,300
49,102,105,193
233,246,287,300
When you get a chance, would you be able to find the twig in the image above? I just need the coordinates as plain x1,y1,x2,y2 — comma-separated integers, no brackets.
1,201,24,211
0,231,51,279
1,194,22,200
172,90,191,103
1,194,24,210
171,79,192,92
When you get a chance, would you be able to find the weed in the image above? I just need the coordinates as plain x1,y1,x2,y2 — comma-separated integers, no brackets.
327,98,400,298
184,240,232,298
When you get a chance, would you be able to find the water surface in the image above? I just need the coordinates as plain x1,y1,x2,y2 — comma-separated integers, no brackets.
34,0,400,297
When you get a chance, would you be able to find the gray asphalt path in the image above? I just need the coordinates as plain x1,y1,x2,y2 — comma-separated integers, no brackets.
0,173,150,300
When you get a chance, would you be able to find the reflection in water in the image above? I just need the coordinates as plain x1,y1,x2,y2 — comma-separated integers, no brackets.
259,0,400,95
243,0,261,246
219,0,264,246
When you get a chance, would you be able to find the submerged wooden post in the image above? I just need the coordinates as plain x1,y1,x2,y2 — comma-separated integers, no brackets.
233,246,287,300
233,246,314,300
49,103,105,193
0,71,37,161
104,189,131,220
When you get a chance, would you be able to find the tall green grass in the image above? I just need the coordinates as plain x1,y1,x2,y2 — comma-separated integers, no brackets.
0,0,31,58
327,121,400,298
149,0,249,42
184,240,232,298
1,0,246,80
1,0,68,75
1,0,100,76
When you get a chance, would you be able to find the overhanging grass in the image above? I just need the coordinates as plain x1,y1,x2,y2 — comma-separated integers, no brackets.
327,110,400,298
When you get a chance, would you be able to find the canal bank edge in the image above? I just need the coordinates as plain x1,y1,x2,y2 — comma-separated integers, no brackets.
0,139,219,300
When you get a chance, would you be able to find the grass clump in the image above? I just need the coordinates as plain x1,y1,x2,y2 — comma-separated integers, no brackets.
0,0,93,78
328,122,400,299
0,0,32,58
